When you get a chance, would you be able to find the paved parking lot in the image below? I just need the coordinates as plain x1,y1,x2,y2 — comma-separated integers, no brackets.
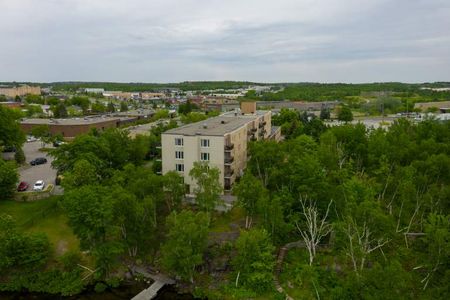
18,141,58,192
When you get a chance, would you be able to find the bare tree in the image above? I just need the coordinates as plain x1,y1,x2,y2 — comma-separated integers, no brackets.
343,219,390,276
296,198,333,265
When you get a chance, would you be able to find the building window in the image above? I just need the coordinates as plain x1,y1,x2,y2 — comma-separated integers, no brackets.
200,139,210,147
200,152,210,161
175,138,184,146
175,151,184,159
175,164,184,172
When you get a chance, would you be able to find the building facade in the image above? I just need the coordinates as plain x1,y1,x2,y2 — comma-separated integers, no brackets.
161,102,272,194
0,85,41,98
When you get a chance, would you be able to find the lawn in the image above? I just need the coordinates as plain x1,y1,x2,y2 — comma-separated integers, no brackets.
0,196,79,256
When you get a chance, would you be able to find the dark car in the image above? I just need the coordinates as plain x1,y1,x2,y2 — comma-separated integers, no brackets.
30,157,47,166
17,181,29,192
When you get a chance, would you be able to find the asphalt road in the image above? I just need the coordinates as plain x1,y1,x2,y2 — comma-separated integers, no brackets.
18,141,60,193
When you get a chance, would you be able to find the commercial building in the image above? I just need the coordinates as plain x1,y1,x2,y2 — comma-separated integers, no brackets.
0,85,41,98
20,116,134,139
161,102,274,194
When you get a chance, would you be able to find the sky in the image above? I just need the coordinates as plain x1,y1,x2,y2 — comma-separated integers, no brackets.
1,0,449,83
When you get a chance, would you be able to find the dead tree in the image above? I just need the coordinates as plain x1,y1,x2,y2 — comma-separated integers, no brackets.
296,198,333,266
343,219,390,276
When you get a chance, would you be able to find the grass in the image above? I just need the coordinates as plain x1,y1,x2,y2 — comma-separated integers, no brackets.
210,206,245,233
0,196,79,256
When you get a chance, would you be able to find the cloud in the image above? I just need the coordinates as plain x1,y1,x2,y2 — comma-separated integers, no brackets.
0,0,449,82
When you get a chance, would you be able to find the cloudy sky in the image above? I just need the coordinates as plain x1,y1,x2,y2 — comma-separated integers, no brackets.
1,0,449,83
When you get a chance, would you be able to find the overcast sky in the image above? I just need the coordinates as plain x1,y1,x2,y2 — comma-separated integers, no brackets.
1,0,449,83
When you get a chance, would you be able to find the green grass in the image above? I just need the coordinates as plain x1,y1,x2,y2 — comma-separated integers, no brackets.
210,206,245,233
0,196,79,256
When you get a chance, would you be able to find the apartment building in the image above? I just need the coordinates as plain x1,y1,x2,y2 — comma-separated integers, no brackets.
161,102,272,194
0,85,41,98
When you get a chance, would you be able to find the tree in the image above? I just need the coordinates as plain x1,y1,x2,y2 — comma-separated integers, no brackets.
120,101,128,112
233,172,267,229
14,147,25,164
178,100,197,114
163,171,185,212
0,159,18,200
342,218,390,277
62,159,98,190
0,214,50,271
320,107,331,120
161,210,209,282
107,102,116,113
232,229,275,293
91,101,106,113
296,198,333,265
52,102,68,118
31,124,52,147
338,106,353,122
0,105,25,148
63,185,117,250
189,162,222,213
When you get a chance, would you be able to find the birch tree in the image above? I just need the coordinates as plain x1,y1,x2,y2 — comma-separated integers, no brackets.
296,198,333,265
343,218,390,276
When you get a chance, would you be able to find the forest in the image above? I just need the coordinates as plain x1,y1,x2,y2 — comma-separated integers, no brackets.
0,103,449,299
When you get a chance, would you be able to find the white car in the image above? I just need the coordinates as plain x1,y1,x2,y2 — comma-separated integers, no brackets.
33,180,45,191
27,135,37,142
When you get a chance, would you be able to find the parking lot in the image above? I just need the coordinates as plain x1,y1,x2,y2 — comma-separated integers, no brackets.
18,141,61,193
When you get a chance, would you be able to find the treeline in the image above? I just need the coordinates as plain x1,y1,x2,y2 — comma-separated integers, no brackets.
246,82,450,102
47,81,261,92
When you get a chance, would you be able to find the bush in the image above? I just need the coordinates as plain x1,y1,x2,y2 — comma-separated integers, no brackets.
14,148,25,164
94,282,108,293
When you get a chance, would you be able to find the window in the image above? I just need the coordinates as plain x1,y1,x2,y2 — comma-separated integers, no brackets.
200,139,210,147
175,164,184,172
175,151,184,159
200,152,210,161
175,138,184,146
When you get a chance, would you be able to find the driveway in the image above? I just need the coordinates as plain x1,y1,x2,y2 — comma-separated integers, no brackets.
18,141,62,194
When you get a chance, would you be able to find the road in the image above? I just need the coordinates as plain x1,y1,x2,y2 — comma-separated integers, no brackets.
18,141,62,194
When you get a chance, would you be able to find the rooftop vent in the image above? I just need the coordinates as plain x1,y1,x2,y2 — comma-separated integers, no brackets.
203,123,208,129
221,120,226,124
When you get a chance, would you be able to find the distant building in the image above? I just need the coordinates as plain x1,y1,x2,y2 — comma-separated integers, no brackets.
0,85,41,98
20,116,135,139
84,88,105,94
414,101,450,113
162,102,274,194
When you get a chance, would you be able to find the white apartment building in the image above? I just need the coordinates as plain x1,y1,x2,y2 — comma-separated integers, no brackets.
161,102,273,194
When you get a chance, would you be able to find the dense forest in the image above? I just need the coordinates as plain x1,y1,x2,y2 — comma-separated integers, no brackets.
1,103,449,299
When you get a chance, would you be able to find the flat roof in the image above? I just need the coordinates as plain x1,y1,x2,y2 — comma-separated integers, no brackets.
21,116,131,126
164,111,269,136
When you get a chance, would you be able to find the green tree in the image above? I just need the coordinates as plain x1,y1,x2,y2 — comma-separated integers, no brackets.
163,171,185,212
337,106,353,122
232,228,275,293
62,159,98,190
0,105,25,148
14,147,25,164
52,102,68,118
161,210,209,282
189,162,222,213
107,102,116,113
320,107,331,120
233,172,267,229
120,101,128,112
31,124,52,147
0,159,19,200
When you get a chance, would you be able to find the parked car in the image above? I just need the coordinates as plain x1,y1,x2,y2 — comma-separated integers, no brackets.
27,135,37,142
33,180,45,191
53,140,65,147
17,181,29,192
30,157,47,165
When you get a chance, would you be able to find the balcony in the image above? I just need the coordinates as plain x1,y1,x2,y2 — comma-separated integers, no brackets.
224,168,234,178
225,143,234,151
224,156,234,164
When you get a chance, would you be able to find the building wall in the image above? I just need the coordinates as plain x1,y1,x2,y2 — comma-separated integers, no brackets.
0,86,41,98
20,119,120,138
162,134,225,194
